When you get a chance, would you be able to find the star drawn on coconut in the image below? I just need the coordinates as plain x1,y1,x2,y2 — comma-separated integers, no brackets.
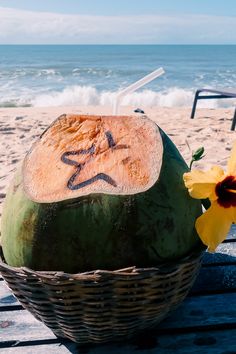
183,141,236,252
61,130,129,190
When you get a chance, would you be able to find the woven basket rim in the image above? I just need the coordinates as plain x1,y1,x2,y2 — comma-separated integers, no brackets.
0,246,204,280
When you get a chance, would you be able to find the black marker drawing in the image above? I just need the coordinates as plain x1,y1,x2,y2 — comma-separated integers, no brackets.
105,131,130,150
61,131,129,190
61,145,95,166
105,131,116,148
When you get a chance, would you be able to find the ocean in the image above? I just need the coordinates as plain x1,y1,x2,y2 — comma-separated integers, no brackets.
0,45,236,108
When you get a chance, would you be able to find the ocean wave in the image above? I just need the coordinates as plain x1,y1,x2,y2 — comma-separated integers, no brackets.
1,85,236,108
33,86,100,106
33,85,236,108
32,86,194,107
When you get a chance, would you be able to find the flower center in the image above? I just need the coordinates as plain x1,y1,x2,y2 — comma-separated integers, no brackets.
215,175,236,208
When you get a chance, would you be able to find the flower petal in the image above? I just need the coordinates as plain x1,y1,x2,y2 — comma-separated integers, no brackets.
183,166,224,200
195,201,234,252
227,140,236,175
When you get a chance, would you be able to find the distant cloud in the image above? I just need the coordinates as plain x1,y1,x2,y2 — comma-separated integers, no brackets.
0,6,236,44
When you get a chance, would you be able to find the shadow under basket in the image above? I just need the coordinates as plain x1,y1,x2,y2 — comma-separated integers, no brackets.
0,249,202,345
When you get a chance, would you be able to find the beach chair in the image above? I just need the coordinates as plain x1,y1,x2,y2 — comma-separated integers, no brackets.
190,88,236,130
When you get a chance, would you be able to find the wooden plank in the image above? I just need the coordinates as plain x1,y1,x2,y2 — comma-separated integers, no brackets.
0,343,72,354
159,292,236,330
0,310,56,343
191,264,236,294
203,242,236,265
75,329,236,354
0,283,19,309
1,329,236,354
226,224,236,239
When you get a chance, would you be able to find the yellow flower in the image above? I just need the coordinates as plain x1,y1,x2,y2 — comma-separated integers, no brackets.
183,142,236,252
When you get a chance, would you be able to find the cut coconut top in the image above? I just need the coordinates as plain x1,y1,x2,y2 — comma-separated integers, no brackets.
23,114,163,203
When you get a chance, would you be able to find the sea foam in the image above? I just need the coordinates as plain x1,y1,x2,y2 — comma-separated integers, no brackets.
1,85,235,109
32,85,236,108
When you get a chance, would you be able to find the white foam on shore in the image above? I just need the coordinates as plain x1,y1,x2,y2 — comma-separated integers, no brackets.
1,85,236,108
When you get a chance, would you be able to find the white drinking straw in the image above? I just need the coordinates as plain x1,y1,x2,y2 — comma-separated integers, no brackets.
112,67,165,115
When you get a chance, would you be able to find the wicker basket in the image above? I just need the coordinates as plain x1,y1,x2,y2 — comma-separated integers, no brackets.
0,250,202,345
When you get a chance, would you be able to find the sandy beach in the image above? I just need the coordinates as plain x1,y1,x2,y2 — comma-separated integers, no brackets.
0,105,236,229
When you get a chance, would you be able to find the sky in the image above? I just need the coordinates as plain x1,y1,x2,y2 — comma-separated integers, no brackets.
0,0,236,44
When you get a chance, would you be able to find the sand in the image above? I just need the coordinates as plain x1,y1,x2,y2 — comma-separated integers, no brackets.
0,105,235,230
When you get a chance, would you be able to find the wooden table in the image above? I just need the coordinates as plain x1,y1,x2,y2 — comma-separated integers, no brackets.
1,227,236,353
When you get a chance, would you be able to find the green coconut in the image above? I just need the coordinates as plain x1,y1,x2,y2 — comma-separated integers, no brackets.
1,114,203,273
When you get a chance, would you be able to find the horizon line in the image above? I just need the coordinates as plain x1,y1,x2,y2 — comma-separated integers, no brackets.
0,43,236,46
